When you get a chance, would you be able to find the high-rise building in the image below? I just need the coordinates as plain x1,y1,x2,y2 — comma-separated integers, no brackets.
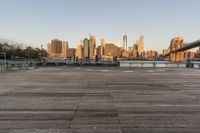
83,38,89,59
104,43,119,57
62,41,68,59
76,44,83,60
115,45,121,58
146,50,158,59
105,43,113,56
132,44,138,58
89,35,96,59
67,48,76,58
130,36,144,58
138,35,144,57
101,38,106,55
101,38,106,48
123,33,127,50
47,39,62,58
96,46,103,57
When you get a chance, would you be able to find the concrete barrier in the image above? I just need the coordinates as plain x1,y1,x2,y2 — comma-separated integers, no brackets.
120,61,187,68
192,62,200,69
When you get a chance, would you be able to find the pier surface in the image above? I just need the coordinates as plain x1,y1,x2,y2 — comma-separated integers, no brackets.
0,67,200,133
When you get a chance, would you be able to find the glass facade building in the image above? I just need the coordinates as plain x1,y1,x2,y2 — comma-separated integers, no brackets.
83,38,89,58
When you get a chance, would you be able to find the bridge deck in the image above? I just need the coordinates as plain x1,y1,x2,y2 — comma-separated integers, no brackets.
164,39,200,56
0,67,200,133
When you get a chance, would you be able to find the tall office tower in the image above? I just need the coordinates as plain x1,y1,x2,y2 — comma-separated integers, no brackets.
105,43,115,56
83,38,89,59
104,43,119,57
47,39,63,58
101,38,106,55
132,43,138,58
101,38,106,48
76,44,83,60
138,35,145,57
61,41,68,59
89,35,96,59
123,33,127,50
139,35,144,50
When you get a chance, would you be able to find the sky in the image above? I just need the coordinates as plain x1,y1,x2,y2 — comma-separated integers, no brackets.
0,0,200,53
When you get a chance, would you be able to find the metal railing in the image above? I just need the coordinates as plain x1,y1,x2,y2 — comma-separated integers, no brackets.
0,59,38,71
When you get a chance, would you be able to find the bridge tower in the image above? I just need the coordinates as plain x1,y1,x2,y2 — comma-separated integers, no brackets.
169,37,184,62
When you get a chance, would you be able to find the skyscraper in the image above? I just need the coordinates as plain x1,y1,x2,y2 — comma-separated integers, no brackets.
123,33,127,50
101,38,106,48
89,35,96,59
83,38,89,59
62,41,69,59
104,43,120,58
105,43,115,56
138,35,144,57
47,39,62,58
101,38,106,55
96,46,103,57
76,44,83,60
132,43,138,58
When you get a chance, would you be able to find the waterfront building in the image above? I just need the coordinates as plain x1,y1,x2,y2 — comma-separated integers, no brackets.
123,33,127,50
47,39,62,59
76,44,83,60
83,38,89,59
89,35,96,59
61,41,68,59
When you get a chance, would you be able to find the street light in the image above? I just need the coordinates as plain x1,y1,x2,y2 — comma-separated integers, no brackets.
0,52,6,70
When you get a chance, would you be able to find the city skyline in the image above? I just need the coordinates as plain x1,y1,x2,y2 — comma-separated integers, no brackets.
0,0,200,53
46,35,198,62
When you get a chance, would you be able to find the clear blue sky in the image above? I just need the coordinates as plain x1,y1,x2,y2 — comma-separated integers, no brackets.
0,0,200,52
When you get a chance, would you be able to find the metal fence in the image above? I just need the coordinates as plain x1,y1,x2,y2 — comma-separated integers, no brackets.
0,59,38,71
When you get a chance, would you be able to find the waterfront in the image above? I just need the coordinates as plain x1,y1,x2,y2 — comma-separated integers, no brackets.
0,67,200,133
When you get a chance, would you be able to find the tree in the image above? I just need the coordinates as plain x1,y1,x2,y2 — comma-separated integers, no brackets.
41,49,48,58
0,42,48,59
